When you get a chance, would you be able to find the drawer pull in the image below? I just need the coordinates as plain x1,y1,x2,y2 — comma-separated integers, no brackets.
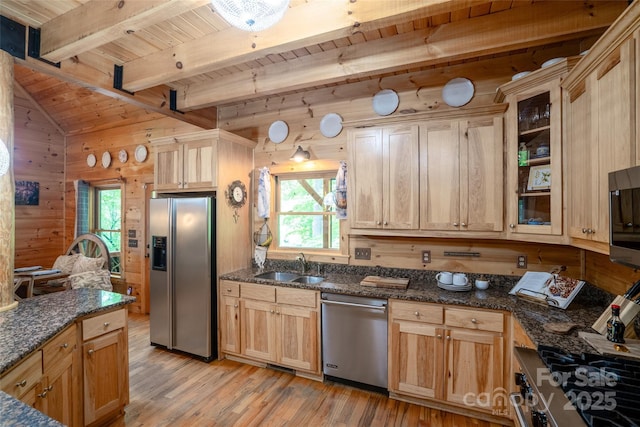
414,311,420,316
16,380,27,388
233,304,238,308
103,322,110,327
226,288,232,292
471,318,477,324
60,343,68,349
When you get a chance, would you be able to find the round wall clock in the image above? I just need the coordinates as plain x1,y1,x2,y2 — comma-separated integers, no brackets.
226,180,247,208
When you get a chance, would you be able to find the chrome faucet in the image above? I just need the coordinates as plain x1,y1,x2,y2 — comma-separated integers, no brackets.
297,252,307,274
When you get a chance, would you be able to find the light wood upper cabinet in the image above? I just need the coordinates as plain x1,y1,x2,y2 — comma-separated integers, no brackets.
348,124,419,230
565,38,636,253
419,117,503,232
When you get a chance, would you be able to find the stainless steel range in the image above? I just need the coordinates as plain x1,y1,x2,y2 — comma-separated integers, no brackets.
512,345,640,427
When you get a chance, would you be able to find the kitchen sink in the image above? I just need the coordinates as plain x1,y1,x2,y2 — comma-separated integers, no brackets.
254,271,300,281
292,275,324,284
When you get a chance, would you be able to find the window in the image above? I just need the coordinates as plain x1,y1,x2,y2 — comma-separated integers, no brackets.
275,172,340,250
93,186,122,275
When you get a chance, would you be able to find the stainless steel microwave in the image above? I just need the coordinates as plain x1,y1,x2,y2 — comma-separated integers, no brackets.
609,165,640,269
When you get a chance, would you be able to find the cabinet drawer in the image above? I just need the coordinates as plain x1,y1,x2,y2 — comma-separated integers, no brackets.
241,282,276,302
390,300,443,324
220,280,240,298
445,307,504,333
276,287,317,308
0,350,43,399
43,324,76,370
82,309,126,341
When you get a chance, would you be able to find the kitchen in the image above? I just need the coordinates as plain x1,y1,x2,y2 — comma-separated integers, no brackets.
2,0,640,426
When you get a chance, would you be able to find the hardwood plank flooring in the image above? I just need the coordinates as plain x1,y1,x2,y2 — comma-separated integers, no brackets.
110,313,507,427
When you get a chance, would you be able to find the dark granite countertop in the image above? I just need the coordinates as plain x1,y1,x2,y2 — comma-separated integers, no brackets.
221,265,614,355
0,289,135,375
0,390,63,427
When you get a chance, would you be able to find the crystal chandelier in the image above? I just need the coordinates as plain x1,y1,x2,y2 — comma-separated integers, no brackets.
211,0,290,32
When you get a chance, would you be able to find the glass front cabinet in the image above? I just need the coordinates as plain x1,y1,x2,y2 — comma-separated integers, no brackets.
496,57,578,241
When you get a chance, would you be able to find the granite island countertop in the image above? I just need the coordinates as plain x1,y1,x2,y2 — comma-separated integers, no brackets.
221,267,615,355
0,288,135,375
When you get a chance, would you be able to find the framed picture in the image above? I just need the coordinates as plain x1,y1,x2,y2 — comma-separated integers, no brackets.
15,181,40,206
527,165,551,191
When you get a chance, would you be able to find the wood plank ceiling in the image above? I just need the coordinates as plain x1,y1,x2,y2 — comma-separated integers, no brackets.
0,0,630,135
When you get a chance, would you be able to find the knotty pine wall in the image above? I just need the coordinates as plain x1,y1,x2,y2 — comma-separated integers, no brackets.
218,48,640,296
13,85,65,267
64,118,203,313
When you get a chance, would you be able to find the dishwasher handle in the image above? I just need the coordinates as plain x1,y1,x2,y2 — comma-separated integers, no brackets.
321,299,387,311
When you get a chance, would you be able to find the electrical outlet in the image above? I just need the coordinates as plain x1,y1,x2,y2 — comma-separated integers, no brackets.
422,250,431,263
354,248,371,260
517,255,527,269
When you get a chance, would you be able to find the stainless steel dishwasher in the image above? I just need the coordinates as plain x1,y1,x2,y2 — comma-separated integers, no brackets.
321,292,388,390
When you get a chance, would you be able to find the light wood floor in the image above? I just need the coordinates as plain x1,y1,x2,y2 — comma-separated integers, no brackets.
111,313,507,427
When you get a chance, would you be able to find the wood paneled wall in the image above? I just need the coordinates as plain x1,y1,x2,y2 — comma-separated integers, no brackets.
64,118,203,313
12,85,65,268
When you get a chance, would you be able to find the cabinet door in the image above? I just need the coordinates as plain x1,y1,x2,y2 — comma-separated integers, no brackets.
384,124,420,229
41,357,74,426
220,295,241,354
277,304,319,372
420,121,460,230
83,328,127,425
348,128,384,228
462,117,503,231
590,39,635,244
389,320,444,399
153,143,182,191
182,139,216,190
445,329,504,412
241,299,277,362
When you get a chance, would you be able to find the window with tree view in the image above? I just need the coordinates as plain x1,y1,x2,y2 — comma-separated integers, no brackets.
94,186,122,275
276,173,340,250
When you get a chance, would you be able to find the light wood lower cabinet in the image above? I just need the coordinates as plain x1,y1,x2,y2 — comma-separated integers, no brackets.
389,300,507,416
82,308,129,426
220,280,320,375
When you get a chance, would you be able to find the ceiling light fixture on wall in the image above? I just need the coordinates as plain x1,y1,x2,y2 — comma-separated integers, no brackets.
0,138,9,176
211,0,290,32
290,145,310,162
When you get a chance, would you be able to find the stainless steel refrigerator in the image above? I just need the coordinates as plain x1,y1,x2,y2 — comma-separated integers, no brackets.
149,195,217,361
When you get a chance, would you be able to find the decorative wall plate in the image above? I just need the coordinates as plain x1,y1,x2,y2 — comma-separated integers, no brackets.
86,154,97,168
118,149,128,163
442,77,474,107
134,145,148,162
512,71,531,81
541,57,565,68
320,113,343,138
268,120,288,143
372,89,399,116
101,151,111,168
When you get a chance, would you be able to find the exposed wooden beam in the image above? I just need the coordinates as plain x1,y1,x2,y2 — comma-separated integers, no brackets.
178,0,626,110
39,0,211,63
15,54,216,129
120,0,490,91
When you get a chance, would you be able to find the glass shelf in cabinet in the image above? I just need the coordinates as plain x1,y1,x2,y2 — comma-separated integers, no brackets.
519,125,551,136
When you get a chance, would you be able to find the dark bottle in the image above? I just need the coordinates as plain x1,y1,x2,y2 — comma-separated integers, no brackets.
606,304,626,343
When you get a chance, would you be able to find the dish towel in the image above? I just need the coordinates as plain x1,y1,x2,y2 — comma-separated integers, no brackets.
335,160,347,219
257,167,271,219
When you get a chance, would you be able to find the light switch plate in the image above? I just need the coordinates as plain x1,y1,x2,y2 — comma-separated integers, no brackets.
354,248,371,260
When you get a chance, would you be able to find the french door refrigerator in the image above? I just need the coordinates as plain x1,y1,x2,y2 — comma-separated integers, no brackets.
149,195,217,361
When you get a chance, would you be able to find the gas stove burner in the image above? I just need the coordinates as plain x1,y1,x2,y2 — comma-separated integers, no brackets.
537,345,640,427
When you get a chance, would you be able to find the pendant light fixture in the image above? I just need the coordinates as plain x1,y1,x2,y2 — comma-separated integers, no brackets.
290,145,310,162
211,0,290,32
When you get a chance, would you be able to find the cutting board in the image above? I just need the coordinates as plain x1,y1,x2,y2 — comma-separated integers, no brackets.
360,276,409,289
579,332,640,360
591,295,640,338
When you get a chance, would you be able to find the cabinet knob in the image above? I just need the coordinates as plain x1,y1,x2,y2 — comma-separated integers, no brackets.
414,311,420,316
509,223,515,229
103,322,110,327
446,335,451,340
582,228,588,234
16,380,27,388
88,349,94,355
588,228,594,234
38,390,48,398
270,309,275,314
437,334,442,339
383,221,388,226
60,343,68,349
461,223,467,227
226,288,231,292
471,318,477,324
233,304,238,308
376,221,382,225
453,222,459,227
